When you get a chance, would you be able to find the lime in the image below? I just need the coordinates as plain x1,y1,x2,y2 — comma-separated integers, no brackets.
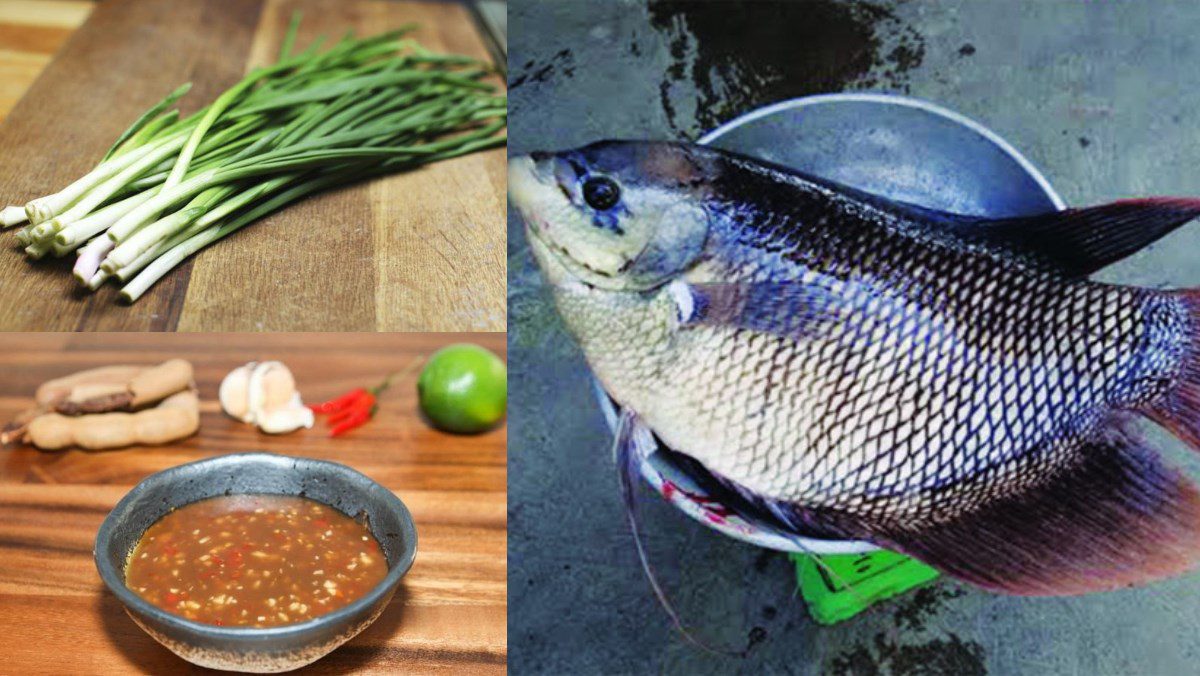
417,344,507,434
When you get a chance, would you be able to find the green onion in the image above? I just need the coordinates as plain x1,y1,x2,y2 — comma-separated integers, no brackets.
11,14,505,303
102,82,192,161
1,205,28,227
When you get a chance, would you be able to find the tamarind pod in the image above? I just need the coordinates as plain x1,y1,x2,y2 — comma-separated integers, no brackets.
129,359,193,408
58,358,194,414
35,365,145,406
56,383,132,415
27,390,200,450
1,405,46,444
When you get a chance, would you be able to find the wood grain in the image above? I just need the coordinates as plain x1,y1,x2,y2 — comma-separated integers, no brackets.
0,0,506,332
0,333,507,674
0,1,93,30
0,0,94,122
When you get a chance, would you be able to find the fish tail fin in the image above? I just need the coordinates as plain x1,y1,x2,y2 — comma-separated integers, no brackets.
1148,289,1200,451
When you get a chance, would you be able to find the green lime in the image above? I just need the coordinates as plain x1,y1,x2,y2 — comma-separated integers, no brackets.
417,343,507,434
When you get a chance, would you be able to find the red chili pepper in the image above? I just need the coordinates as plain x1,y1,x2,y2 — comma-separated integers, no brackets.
328,393,374,427
312,358,423,437
308,388,369,414
330,407,371,437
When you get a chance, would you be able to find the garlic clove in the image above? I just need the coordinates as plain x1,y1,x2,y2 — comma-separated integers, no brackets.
245,362,268,423
259,363,296,412
256,404,314,434
247,361,297,424
218,362,256,422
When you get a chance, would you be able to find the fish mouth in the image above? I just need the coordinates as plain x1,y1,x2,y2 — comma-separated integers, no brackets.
507,153,562,233
509,152,634,288
525,217,624,289
507,153,545,209
508,152,573,204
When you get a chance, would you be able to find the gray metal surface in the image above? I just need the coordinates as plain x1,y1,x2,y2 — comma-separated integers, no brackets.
508,1,1200,674
94,453,417,671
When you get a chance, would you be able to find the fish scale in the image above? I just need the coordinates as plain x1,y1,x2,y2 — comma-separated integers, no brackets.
510,140,1200,594
684,232,1146,510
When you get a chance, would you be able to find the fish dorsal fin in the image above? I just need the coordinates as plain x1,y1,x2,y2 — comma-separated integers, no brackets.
869,422,1200,595
730,146,1200,276
920,198,1200,277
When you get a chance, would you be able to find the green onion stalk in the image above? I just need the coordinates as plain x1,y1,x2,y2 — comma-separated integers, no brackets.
4,14,506,303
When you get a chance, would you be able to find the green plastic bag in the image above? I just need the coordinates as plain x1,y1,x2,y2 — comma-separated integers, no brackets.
790,550,940,625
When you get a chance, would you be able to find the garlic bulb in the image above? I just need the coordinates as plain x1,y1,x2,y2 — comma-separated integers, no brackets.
219,361,313,434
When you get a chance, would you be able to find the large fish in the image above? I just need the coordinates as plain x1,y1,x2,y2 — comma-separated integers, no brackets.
509,140,1200,596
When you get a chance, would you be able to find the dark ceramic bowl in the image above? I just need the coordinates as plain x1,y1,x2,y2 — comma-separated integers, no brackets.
94,453,418,673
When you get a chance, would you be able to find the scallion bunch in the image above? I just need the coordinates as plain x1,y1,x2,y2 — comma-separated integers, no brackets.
3,14,507,303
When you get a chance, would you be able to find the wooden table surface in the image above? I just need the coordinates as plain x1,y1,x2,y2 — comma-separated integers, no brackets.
0,333,507,674
0,0,93,121
0,0,506,332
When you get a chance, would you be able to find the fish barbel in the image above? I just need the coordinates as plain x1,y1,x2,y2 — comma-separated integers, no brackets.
509,140,1200,595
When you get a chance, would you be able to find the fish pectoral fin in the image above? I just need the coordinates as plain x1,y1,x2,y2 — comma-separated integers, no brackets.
947,198,1200,277
676,281,845,339
872,425,1200,596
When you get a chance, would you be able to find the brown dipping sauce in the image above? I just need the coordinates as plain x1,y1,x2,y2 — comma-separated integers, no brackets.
125,494,387,627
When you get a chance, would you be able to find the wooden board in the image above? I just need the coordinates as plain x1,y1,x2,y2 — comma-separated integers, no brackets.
0,0,506,332
0,0,94,121
0,333,507,674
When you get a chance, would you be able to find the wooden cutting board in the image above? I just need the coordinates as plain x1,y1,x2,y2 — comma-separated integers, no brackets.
0,0,506,332
0,333,506,674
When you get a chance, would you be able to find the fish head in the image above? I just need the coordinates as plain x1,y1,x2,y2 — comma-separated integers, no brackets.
509,140,715,291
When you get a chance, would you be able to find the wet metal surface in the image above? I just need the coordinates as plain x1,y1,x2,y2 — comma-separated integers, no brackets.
508,1,1200,673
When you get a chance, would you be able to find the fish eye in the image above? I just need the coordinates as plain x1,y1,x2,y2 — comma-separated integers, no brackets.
582,176,621,211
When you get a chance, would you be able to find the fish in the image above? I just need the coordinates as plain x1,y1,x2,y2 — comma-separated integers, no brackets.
508,139,1200,597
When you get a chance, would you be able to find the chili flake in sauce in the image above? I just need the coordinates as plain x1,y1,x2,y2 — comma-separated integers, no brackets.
125,495,386,627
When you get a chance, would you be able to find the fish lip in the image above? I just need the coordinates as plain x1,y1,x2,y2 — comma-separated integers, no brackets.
508,152,559,188
523,209,679,294
507,153,554,241
524,220,615,288
507,154,546,230
524,225,584,287
507,153,540,191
